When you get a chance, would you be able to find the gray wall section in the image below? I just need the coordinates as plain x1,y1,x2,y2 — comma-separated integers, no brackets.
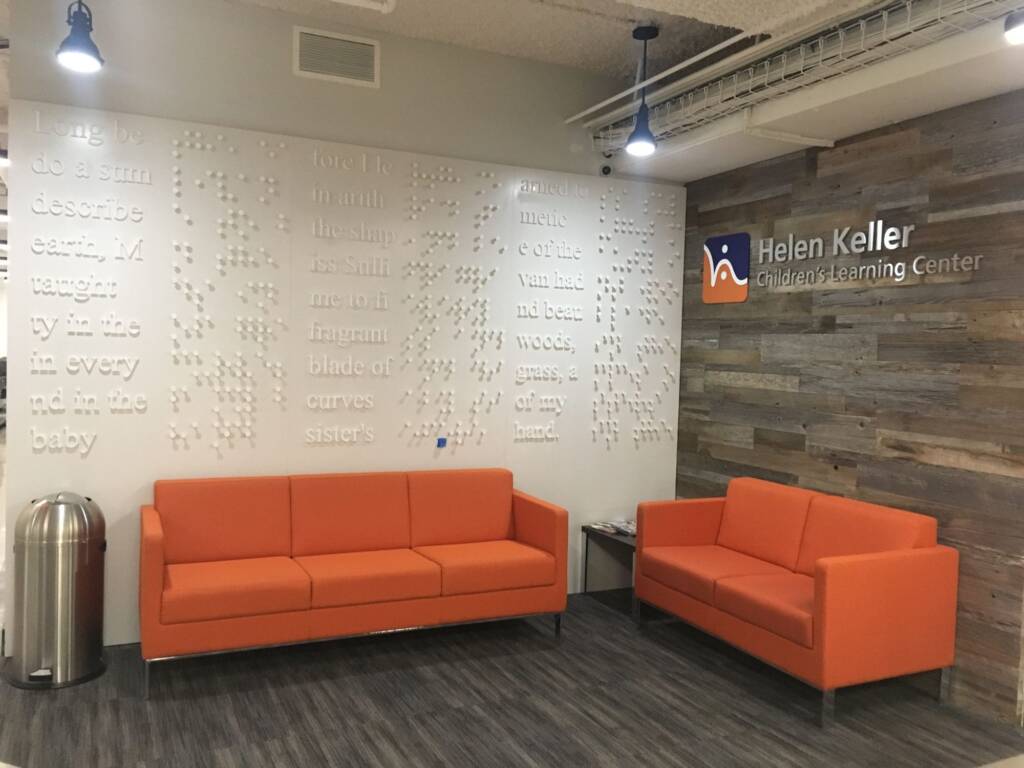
11,0,620,175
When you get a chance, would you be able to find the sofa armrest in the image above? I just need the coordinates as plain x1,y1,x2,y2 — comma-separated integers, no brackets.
636,498,725,552
139,506,165,656
513,489,567,560
815,546,959,689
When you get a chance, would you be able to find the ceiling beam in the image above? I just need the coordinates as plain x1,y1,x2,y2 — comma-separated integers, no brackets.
564,31,754,125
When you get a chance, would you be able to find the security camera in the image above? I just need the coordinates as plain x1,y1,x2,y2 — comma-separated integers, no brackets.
600,165,613,177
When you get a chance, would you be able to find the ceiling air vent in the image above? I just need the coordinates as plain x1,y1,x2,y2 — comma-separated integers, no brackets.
293,27,380,88
326,0,396,12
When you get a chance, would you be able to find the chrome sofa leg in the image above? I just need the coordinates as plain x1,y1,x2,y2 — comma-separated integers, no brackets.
938,667,953,704
554,613,562,637
143,659,152,700
819,690,835,727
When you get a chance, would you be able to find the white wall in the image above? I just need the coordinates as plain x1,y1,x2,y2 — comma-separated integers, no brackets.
6,1,685,648
11,0,619,176
0,282,7,358
7,100,684,646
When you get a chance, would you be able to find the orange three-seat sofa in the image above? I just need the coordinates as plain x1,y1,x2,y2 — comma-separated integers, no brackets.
636,477,958,723
139,468,567,695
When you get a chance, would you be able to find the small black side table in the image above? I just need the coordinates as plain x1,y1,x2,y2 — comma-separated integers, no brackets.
581,524,637,593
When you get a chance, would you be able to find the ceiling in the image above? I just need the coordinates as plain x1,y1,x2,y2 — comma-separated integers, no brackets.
614,17,1024,182
230,0,876,80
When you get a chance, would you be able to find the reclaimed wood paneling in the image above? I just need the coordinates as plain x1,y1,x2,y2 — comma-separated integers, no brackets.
680,90,1024,724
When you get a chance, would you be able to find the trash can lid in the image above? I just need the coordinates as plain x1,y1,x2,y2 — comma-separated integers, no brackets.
15,492,106,545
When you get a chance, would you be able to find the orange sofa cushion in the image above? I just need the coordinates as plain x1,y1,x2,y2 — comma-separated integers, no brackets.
295,549,441,608
715,573,815,648
415,540,554,595
162,557,311,624
795,495,938,575
717,477,817,570
408,469,513,546
155,476,291,564
641,545,788,605
290,473,411,556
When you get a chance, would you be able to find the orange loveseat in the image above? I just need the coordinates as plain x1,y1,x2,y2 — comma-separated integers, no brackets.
139,468,567,695
635,477,958,723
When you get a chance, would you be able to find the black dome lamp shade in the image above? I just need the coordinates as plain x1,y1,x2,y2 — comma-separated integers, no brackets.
57,1,104,74
626,25,659,158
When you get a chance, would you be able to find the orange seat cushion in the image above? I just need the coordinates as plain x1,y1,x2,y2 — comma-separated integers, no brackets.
295,549,441,608
415,540,555,595
290,473,411,556
717,477,818,570
408,469,513,546
715,573,815,648
641,545,788,605
162,557,311,624
794,495,938,576
155,476,291,564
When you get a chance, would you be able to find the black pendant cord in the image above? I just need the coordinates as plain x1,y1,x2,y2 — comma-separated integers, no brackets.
640,38,648,107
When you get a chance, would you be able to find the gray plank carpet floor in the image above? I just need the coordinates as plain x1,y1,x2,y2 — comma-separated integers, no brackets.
1,591,1023,768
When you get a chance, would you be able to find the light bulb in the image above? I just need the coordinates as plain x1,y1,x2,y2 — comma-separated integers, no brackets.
58,49,103,73
626,138,656,157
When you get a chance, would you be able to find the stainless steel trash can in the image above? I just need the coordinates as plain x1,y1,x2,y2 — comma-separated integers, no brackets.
4,492,106,688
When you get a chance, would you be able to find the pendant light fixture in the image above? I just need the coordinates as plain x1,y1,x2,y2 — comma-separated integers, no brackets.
1006,11,1024,45
57,1,104,74
625,25,659,158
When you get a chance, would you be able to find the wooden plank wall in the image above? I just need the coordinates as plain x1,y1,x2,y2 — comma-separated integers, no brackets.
680,89,1024,723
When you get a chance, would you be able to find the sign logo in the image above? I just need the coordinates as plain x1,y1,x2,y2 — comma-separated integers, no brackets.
703,233,750,304
700,220,982,298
